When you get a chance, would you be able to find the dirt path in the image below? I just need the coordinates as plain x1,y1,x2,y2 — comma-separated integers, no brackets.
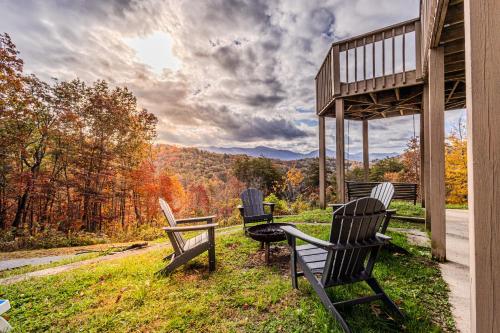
0,225,242,286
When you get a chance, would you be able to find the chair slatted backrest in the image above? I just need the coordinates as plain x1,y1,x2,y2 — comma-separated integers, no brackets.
240,188,265,217
323,198,386,286
370,182,395,209
159,198,185,254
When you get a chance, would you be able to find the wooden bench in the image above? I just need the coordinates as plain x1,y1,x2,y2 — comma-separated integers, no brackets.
346,181,418,205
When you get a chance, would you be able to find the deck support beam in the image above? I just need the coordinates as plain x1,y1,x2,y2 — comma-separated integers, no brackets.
428,47,446,261
419,110,425,208
319,116,326,209
335,99,345,203
464,0,500,331
362,119,369,181
423,84,431,229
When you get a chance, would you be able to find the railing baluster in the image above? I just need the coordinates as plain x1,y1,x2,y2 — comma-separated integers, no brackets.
346,43,349,84
332,44,340,96
382,31,386,87
372,34,375,87
322,62,325,107
363,37,366,91
354,39,358,92
415,21,422,79
392,28,395,86
402,25,406,84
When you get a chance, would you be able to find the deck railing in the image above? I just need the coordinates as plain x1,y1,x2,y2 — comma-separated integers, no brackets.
316,18,422,114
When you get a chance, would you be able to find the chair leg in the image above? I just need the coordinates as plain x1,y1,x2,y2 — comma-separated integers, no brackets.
288,238,298,289
163,253,174,262
380,212,393,234
312,282,352,333
156,258,184,276
208,228,216,272
366,278,404,318
290,249,298,289
298,260,352,332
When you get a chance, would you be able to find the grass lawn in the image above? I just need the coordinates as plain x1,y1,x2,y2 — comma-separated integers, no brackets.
0,224,455,332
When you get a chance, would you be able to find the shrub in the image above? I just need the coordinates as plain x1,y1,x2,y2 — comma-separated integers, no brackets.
290,195,310,214
264,193,289,215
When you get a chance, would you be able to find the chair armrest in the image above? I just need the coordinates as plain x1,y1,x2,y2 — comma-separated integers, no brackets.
327,203,345,208
375,233,392,243
386,209,397,215
176,215,216,224
163,223,218,232
237,205,245,217
263,202,275,214
281,226,334,249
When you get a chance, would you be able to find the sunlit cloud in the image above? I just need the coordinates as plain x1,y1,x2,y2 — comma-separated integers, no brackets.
124,32,181,74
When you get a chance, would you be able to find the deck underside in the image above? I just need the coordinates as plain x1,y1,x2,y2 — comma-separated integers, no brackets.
320,76,465,120
317,0,465,120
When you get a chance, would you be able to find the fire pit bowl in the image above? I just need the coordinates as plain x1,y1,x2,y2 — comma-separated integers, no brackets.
247,223,296,264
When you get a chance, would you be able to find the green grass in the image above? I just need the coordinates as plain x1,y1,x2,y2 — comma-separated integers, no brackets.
445,203,468,210
0,225,455,332
389,201,425,218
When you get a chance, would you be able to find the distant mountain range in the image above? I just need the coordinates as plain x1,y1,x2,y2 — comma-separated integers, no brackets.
200,146,399,162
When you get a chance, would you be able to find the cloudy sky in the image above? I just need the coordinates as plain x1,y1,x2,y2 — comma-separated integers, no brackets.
0,0,465,155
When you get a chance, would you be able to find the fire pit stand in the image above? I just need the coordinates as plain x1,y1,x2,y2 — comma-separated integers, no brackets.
246,223,295,264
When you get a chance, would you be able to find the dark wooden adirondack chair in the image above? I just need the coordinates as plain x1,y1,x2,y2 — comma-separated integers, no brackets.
238,188,275,232
370,182,396,233
330,182,396,234
157,198,218,275
282,198,404,333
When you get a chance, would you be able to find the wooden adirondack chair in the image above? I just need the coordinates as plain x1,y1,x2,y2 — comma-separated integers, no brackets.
329,182,396,234
370,182,396,233
157,198,218,275
238,188,275,232
282,198,404,333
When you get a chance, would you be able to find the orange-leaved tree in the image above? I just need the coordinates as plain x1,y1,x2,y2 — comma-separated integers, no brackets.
445,124,467,204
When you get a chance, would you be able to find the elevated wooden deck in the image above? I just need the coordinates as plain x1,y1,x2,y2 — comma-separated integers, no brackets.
316,1,465,120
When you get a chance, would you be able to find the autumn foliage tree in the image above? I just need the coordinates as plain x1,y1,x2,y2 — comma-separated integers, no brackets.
445,124,467,204
283,166,304,201
0,34,159,236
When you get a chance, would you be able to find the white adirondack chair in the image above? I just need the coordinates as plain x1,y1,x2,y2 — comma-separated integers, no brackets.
0,299,12,332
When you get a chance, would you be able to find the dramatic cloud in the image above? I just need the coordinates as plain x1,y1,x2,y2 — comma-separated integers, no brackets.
1,0,463,155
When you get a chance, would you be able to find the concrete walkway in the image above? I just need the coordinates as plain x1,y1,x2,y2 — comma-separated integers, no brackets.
441,209,470,333
0,254,76,271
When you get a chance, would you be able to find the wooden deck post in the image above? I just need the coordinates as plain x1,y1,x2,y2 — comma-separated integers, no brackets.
423,84,431,230
419,111,425,208
428,47,446,261
464,0,500,331
319,116,326,209
362,119,369,181
335,99,345,203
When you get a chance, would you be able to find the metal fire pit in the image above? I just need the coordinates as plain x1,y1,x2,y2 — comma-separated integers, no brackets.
247,223,295,264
